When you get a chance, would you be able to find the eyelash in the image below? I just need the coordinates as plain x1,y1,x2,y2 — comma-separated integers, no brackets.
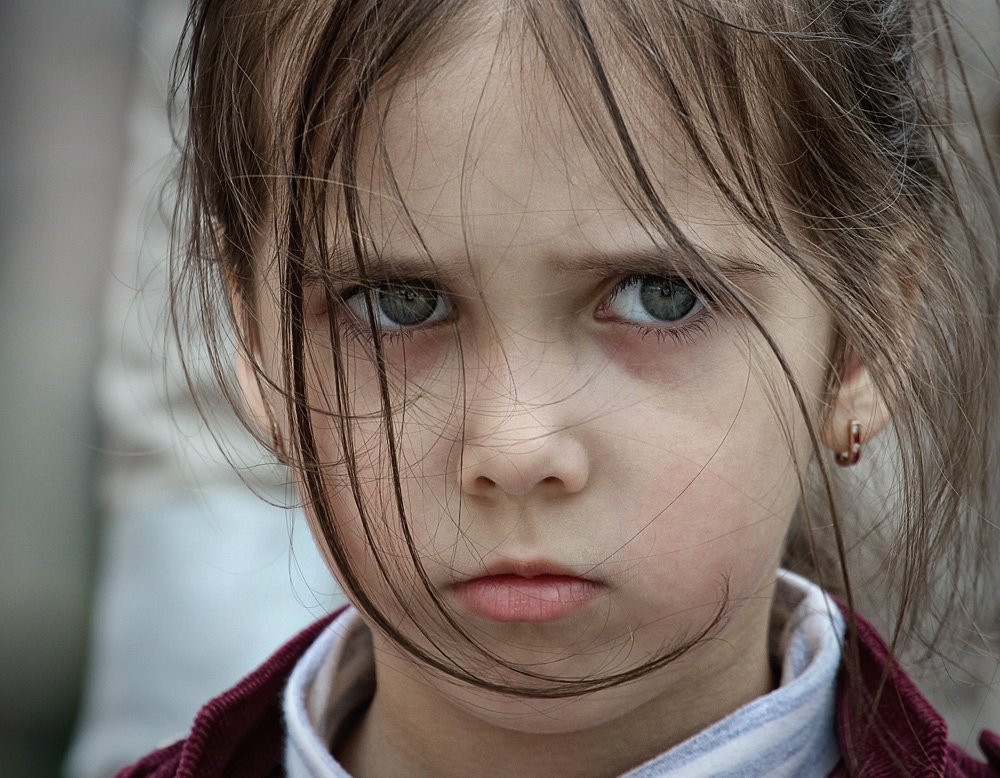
337,274,717,344
627,316,716,344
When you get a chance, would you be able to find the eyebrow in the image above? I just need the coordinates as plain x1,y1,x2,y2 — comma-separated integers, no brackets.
303,248,467,287
557,248,777,280
308,245,776,286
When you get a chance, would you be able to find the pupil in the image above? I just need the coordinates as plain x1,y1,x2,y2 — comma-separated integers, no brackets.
378,284,438,326
639,278,696,321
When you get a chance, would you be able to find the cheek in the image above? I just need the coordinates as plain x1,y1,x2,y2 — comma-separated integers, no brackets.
621,415,800,544
602,340,812,589
303,380,460,583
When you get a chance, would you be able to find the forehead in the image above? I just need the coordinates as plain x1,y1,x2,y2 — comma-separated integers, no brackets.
352,22,739,258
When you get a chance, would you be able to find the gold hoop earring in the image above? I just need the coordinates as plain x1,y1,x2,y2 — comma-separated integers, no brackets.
834,420,862,467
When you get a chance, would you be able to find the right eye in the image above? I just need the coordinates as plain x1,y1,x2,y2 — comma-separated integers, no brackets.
344,281,452,331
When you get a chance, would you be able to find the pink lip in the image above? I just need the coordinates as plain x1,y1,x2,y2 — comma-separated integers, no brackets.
450,569,604,623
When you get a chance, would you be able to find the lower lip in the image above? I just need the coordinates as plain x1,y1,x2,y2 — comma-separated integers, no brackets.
450,575,603,623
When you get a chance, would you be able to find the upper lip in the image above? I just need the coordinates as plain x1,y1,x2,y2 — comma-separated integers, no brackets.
452,559,598,585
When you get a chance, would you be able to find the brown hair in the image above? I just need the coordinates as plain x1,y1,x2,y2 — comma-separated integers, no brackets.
170,0,999,741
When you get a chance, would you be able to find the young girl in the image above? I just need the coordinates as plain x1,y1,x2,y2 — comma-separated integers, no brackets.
120,0,1000,776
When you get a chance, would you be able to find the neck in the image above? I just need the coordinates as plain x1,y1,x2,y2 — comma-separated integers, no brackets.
337,609,774,778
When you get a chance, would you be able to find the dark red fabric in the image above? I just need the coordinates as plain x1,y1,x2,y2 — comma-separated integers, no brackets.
115,606,999,778
114,613,338,778
829,610,999,778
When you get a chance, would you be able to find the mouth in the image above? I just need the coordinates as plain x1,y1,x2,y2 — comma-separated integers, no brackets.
448,563,604,623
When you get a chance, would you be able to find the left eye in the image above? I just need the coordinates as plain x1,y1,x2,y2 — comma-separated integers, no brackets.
601,275,704,325
345,281,452,330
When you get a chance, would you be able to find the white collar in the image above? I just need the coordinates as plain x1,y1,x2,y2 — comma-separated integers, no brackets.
284,570,844,778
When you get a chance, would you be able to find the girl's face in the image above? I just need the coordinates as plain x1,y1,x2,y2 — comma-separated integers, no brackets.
257,32,836,738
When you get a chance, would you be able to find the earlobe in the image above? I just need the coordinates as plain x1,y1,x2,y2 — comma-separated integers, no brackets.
821,351,892,466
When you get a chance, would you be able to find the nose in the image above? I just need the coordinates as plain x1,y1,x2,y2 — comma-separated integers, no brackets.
459,363,590,499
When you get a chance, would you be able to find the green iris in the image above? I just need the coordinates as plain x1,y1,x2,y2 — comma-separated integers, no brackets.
376,282,441,327
638,277,698,321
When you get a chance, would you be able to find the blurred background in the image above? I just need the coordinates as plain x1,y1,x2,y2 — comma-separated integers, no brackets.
0,2,338,777
0,0,132,774
0,2,997,778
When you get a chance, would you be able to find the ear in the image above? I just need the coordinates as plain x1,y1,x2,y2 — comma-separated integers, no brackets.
820,351,892,461
230,283,286,456
235,339,291,461
235,350,271,432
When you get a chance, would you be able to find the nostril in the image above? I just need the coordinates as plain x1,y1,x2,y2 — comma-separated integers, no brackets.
474,475,497,491
460,433,589,497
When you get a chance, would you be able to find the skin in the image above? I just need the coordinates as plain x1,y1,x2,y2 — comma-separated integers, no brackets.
240,24,889,778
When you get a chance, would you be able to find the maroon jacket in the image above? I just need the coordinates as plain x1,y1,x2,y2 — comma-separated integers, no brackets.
116,608,1000,778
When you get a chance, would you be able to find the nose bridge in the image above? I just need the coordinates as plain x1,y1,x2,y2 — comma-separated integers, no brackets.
468,326,579,428
460,334,590,498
